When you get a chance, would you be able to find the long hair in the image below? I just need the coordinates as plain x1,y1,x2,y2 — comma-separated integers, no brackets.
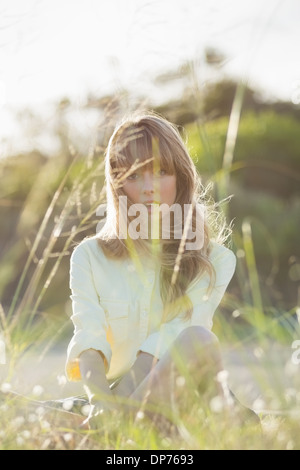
97,111,229,322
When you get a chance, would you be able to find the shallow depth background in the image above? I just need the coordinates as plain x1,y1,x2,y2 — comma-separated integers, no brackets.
0,0,300,449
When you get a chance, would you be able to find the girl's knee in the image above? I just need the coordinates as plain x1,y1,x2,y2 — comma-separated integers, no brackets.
176,326,219,348
170,326,221,371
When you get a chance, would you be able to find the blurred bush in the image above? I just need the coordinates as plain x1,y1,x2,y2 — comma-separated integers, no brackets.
186,109,299,311
187,111,300,197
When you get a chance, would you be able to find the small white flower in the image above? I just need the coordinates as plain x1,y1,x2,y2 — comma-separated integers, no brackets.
210,396,225,413
56,375,67,386
236,249,245,258
136,410,144,420
36,406,46,417
0,403,9,413
21,430,31,439
176,376,186,387
216,369,229,384
63,433,73,443
40,420,51,431
32,385,44,397
28,413,38,423
11,416,25,429
232,310,240,318
62,399,74,411
252,397,265,411
125,439,136,447
16,436,25,447
253,347,264,358
0,382,11,393
277,430,288,442
81,404,91,416
261,415,280,434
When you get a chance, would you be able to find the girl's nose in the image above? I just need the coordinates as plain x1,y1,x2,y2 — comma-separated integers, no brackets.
142,172,154,194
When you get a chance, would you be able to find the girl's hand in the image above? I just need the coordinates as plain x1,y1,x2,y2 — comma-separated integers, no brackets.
111,352,158,398
82,400,121,430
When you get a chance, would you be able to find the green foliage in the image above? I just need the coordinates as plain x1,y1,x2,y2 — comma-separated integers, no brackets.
186,110,300,310
230,186,300,261
202,79,259,120
187,111,300,197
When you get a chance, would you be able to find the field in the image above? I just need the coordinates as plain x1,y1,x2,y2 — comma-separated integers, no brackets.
1,339,300,450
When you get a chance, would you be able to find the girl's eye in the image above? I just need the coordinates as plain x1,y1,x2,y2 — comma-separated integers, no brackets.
127,172,139,180
126,169,167,180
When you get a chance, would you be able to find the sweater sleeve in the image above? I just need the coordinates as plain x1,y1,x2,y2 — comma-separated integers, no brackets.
138,243,236,359
65,242,112,381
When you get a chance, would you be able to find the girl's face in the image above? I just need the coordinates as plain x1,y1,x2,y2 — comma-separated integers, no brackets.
122,167,177,214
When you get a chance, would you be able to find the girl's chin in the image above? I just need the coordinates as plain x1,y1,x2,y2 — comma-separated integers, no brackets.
146,203,161,214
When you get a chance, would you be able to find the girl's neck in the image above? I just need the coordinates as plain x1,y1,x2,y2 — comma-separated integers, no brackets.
129,238,162,262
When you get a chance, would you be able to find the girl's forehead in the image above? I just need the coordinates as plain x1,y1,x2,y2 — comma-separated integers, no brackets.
113,129,172,168
121,128,155,156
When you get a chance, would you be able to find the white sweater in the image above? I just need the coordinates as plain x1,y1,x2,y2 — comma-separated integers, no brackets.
66,237,236,381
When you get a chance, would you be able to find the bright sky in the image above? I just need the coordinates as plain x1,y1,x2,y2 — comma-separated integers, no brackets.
0,0,299,149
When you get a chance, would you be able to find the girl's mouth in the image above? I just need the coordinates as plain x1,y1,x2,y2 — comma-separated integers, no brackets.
144,202,159,213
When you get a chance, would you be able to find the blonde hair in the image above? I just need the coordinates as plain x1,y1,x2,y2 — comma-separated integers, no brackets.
97,111,229,322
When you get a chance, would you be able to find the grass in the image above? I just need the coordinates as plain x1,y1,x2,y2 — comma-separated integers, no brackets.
1,366,300,450
0,93,300,450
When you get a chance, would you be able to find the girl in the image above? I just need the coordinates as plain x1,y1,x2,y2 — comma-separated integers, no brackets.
65,111,257,429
